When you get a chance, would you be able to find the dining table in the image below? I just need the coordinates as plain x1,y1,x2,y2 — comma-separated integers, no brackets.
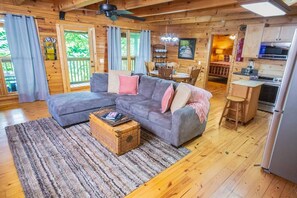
149,70,190,82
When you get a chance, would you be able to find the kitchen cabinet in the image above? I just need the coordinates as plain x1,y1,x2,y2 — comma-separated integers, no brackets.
242,24,265,58
279,26,297,42
262,26,297,42
262,27,281,42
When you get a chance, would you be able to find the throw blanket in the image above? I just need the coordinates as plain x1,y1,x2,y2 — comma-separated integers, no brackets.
185,84,212,123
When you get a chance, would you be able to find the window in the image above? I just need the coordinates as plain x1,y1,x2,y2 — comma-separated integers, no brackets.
0,25,17,95
121,30,140,71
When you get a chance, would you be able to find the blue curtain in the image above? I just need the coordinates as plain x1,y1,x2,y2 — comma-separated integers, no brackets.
4,14,49,103
135,30,151,74
108,26,122,70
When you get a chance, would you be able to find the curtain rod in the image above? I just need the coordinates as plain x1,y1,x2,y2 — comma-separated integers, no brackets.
0,13,45,20
102,25,153,32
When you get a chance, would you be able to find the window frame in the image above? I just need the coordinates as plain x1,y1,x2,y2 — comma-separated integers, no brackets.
121,30,140,71
0,21,18,97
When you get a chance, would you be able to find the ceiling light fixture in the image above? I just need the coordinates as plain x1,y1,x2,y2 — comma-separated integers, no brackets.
160,33,179,43
240,0,290,17
229,35,236,40
160,25,179,44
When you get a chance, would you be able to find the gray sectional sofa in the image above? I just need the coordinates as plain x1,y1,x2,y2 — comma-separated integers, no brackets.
47,73,208,147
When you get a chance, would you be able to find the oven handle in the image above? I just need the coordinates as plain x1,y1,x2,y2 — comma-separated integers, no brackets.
263,83,281,87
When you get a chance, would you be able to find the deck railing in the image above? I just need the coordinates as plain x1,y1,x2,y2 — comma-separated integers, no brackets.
67,57,91,84
1,57,17,92
121,57,136,71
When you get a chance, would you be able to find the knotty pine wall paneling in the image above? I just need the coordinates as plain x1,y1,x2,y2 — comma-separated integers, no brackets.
0,0,163,100
165,17,297,89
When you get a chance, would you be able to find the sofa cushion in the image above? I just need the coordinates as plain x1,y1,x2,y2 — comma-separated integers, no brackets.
108,70,131,93
148,111,172,130
130,100,161,119
152,79,174,102
171,83,192,113
47,91,117,116
90,73,108,92
138,76,158,98
119,75,139,95
161,84,174,113
115,95,148,111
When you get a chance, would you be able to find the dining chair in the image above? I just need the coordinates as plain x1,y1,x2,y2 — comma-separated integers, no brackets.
187,65,198,74
158,67,173,80
167,62,180,69
188,68,201,85
145,62,155,75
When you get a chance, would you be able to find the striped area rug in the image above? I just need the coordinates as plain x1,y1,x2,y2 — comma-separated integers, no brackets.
6,118,190,198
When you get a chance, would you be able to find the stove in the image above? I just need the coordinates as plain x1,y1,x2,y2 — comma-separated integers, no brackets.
251,75,282,113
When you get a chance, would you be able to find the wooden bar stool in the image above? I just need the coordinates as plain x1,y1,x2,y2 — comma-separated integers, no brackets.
219,95,245,130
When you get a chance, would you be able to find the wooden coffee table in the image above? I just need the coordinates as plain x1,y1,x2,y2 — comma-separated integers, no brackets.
89,108,140,155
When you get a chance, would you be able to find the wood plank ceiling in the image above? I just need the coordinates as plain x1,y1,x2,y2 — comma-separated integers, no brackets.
16,0,297,25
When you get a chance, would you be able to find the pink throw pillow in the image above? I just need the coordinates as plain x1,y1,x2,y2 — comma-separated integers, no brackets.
161,84,174,113
119,75,139,95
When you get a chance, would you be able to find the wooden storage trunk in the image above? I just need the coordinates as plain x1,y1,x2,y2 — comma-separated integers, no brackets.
90,113,141,155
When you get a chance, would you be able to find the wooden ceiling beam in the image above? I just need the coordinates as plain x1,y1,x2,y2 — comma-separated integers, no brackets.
129,0,237,17
151,12,261,25
124,0,174,10
12,0,26,5
58,0,105,12
145,4,245,23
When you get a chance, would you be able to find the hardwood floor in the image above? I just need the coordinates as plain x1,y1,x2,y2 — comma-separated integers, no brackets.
0,82,296,197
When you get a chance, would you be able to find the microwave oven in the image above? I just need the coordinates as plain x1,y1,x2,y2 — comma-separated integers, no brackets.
258,42,291,60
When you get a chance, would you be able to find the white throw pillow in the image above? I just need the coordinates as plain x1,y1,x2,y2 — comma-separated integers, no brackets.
170,83,192,113
108,70,131,93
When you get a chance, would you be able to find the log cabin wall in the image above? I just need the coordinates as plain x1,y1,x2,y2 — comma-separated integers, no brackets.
0,0,163,107
165,24,239,88
164,16,297,89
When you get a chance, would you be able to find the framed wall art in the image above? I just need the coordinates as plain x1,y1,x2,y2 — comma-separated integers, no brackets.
178,38,196,60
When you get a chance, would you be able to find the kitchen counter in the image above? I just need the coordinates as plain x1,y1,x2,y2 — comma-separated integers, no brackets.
229,80,264,124
232,80,264,88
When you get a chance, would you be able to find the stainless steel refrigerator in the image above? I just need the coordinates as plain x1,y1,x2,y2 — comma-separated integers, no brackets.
261,30,297,184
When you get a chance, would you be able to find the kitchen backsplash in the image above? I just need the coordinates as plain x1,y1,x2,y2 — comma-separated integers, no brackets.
258,64,285,77
232,57,286,77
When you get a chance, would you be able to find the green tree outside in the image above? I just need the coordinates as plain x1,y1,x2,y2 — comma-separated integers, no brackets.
0,27,10,57
64,31,90,58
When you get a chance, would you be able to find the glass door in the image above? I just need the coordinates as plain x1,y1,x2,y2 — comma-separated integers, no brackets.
64,31,90,88
56,23,97,92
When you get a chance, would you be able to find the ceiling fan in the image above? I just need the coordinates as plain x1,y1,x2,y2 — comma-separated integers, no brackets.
96,0,145,21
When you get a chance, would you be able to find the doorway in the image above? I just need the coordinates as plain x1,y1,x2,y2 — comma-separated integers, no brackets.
206,34,235,93
56,23,97,92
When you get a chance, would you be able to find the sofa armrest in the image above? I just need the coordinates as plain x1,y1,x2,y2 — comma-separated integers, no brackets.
171,106,207,147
